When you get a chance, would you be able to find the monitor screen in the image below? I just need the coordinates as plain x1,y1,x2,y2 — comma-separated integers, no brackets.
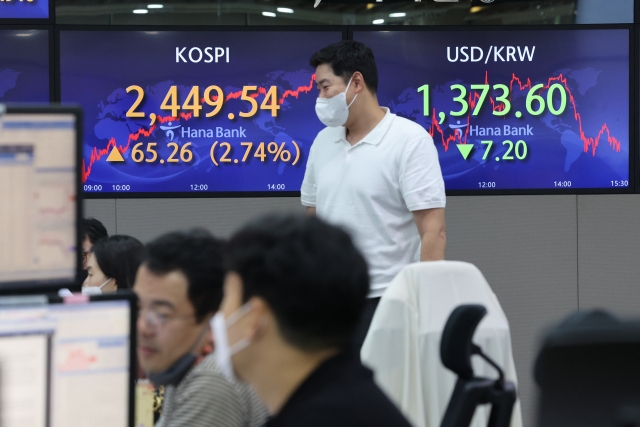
352,28,631,192
0,109,80,289
59,29,343,197
0,296,133,427
0,0,49,19
0,29,50,102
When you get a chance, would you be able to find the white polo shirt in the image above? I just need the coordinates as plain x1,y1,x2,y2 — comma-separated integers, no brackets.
301,108,446,298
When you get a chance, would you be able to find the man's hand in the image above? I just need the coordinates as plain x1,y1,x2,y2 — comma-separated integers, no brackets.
306,207,316,215
412,208,446,261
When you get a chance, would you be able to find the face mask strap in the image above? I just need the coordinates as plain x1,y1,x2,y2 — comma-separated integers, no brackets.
229,337,251,355
188,322,210,354
99,278,112,289
345,75,357,109
222,301,264,356
225,301,253,327
345,75,354,92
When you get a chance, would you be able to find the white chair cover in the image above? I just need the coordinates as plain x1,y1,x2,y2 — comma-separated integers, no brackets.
361,261,523,427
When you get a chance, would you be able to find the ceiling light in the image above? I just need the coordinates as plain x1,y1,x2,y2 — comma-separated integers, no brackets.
133,9,148,13
372,18,384,24
389,12,406,17
262,11,276,17
366,3,374,9
147,4,163,8
277,7,293,13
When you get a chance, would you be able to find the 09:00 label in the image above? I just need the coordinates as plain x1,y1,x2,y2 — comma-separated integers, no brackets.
83,185,131,191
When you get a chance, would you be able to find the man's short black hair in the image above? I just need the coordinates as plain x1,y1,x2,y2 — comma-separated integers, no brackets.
92,235,146,290
310,40,378,94
225,214,369,352
82,218,108,244
145,229,225,323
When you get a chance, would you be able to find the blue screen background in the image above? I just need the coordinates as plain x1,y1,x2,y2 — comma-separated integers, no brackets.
60,30,342,195
0,0,49,19
0,29,49,102
353,29,630,191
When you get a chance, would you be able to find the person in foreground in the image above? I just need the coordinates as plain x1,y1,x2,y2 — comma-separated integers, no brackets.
83,235,146,294
134,230,268,427
81,217,108,269
302,41,447,346
215,214,414,427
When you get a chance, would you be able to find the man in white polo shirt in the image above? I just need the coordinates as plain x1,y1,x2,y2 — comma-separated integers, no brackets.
302,40,447,348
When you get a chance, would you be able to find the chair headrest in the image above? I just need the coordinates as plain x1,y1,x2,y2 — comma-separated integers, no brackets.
440,304,487,379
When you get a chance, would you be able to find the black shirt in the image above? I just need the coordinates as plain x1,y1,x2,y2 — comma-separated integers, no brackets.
266,351,414,427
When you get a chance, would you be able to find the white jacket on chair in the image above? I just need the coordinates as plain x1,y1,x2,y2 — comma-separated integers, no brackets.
361,261,523,427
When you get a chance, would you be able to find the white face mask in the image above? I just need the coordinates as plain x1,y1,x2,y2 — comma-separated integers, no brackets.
82,278,112,296
210,303,253,382
315,76,357,128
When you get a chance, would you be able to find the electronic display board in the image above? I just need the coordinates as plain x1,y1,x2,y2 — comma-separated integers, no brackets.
59,29,343,196
0,29,50,102
353,28,631,192
0,0,50,20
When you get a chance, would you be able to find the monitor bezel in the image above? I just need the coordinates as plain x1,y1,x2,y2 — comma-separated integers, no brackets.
0,105,83,294
348,24,636,196
55,25,346,199
635,24,640,196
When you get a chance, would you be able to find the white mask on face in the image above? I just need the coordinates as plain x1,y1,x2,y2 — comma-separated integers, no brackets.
82,278,112,296
211,303,253,382
315,76,357,128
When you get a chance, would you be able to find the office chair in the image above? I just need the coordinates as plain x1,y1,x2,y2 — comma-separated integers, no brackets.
440,304,517,427
362,261,522,427
534,310,640,427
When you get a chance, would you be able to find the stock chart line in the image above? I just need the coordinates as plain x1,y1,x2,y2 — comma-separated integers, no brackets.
429,71,622,156
82,75,317,183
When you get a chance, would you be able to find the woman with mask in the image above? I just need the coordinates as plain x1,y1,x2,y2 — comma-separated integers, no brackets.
83,235,146,295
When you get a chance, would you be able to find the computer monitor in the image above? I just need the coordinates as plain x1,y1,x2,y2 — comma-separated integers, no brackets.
0,106,82,293
0,292,135,427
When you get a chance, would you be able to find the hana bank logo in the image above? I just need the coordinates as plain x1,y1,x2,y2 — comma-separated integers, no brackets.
449,120,469,134
160,121,181,141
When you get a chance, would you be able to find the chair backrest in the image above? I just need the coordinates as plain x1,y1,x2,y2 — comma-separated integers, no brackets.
440,304,517,427
362,261,523,427
440,304,488,380
535,310,640,427
409,261,508,334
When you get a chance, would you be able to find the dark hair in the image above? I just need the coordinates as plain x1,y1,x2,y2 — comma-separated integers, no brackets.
225,214,369,352
144,229,225,323
310,40,378,94
82,218,108,244
92,235,146,290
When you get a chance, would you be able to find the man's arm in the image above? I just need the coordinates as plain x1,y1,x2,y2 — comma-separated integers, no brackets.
412,208,446,261
306,207,316,215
